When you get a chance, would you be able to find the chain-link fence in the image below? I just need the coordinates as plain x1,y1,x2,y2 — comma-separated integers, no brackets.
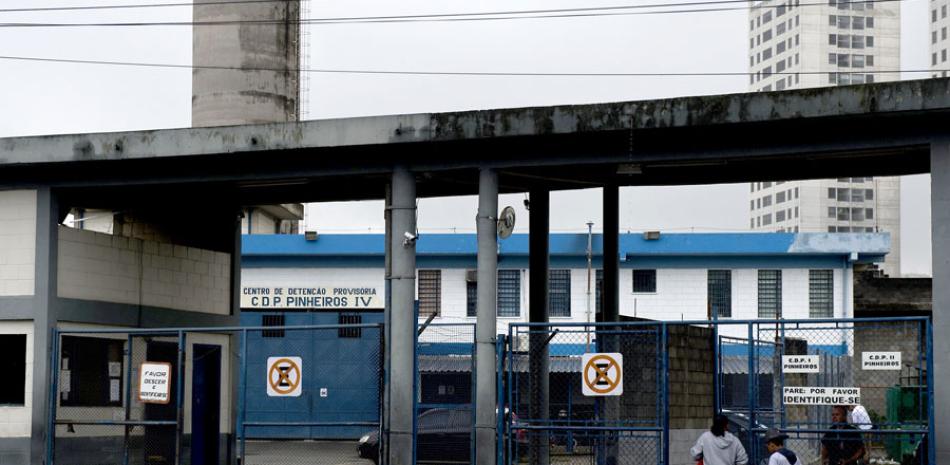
505,317,934,465
49,323,383,465
415,323,476,465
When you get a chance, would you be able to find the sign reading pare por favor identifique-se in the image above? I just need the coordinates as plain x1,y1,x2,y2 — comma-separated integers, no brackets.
782,355,820,373
862,352,902,370
783,387,860,406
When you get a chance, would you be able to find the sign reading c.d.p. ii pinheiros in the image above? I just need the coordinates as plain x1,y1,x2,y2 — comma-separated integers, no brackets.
783,387,860,406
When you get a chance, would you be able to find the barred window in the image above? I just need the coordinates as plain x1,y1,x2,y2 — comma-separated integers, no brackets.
262,314,285,338
338,313,362,338
632,269,657,293
418,270,441,317
757,270,783,318
809,270,834,317
466,280,478,317
498,270,521,317
549,270,571,317
467,270,522,317
708,270,732,318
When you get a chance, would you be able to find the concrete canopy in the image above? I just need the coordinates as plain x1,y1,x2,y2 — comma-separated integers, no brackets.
0,78,948,206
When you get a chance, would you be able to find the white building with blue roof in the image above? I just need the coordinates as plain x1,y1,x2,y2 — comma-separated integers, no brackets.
240,232,890,340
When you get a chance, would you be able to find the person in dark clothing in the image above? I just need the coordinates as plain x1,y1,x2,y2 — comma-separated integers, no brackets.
821,406,865,465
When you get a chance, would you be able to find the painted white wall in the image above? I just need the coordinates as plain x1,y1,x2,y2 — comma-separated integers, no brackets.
243,264,852,343
0,190,36,297
57,226,231,314
0,321,33,437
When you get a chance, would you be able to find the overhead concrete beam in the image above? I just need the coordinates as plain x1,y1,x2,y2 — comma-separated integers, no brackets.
2,79,950,167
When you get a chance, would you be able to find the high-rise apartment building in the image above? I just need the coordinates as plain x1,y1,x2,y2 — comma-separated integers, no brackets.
931,0,950,77
748,0,902,276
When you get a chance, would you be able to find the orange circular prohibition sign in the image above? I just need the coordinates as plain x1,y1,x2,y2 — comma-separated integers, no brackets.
268,358,301,395
583,354,622,394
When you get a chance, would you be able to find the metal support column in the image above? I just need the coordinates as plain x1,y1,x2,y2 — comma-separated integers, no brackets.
528,188,550,465
388,166,417,465
930,139,950,463
602,184,619,326
600,184,620,465
383,184,393,463
475,169,499,465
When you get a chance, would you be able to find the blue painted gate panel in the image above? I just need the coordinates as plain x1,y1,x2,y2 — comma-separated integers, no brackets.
241,311,383,439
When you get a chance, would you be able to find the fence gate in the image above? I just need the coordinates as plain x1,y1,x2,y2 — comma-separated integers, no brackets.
505,323,665,465
48,323,384,465
717,318,934,465
504,318,934,465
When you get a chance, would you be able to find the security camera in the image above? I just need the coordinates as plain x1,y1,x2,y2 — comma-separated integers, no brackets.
403,231,418,247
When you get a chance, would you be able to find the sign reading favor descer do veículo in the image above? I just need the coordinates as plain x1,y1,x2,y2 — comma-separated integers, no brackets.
138,362,172,404
783,387,861,405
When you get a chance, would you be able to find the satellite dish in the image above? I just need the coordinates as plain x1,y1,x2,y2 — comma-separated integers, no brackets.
497,206,516,239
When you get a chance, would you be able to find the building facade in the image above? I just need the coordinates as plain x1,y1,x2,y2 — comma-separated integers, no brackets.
241,232,890,341
747,0,902,276
931,0,950,78
749,178,901,275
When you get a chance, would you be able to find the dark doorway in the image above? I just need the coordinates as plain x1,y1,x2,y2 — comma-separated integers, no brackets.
191,344,222,465
145,341,178,464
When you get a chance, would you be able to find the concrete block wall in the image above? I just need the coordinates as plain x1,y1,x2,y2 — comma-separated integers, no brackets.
0,190,36,297
57,227,230,314
852,320,927,421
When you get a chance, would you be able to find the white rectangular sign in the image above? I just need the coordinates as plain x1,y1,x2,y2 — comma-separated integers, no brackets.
782,355,820,373
242,286,381,309
783,387,861,405
582,353,623,397
138,362,172,404
862,352,902,370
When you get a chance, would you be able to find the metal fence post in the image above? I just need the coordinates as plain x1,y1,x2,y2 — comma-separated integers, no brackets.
237,329,247,465
661,323,670,465
378,324,386,465
927,318,936,465
496,335,506,465
747,322,757,465
123,334,133,465
175,331,186,465
45,327,60,465
713,323,720,416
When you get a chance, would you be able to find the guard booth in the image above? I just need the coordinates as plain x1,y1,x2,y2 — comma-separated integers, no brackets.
48,320,384,465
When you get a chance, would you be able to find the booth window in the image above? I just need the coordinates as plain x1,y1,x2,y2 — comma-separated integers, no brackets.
60,336,124,407
0,334,26,405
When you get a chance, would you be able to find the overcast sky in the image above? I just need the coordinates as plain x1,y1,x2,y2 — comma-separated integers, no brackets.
0,0,933,275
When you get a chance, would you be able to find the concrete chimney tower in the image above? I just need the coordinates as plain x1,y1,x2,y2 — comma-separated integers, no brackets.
191,0,300,127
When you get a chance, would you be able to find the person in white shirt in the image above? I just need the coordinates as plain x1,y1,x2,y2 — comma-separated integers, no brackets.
849,404,873,431
764,429,798,465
